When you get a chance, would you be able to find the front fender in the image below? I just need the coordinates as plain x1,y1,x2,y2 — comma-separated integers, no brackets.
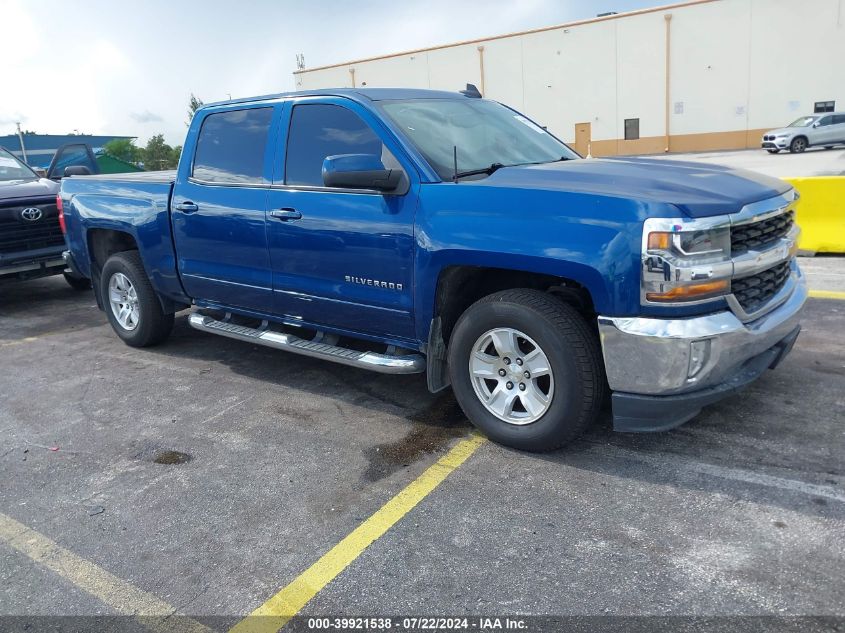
413,183,661,343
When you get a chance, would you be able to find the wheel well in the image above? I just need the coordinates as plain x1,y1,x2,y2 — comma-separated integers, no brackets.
86,229,139,309
87,229,138,270
433,266,595,344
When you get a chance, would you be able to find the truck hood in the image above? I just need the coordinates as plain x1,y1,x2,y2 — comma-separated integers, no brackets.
0,177,59,201
475,157,791,217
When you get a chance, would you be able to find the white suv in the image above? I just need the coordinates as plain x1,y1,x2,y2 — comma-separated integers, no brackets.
761,113,845,154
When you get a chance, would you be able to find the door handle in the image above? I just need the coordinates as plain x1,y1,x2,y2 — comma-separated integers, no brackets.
270,208,302,221
175,201,199,213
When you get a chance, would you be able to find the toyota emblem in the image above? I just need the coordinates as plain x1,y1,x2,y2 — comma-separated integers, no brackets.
21,207,43,221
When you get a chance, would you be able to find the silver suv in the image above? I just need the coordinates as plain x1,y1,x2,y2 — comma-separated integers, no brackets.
761,112,845,154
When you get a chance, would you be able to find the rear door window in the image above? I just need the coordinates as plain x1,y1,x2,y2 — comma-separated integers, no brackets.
284,103,387,187
192,108,273,184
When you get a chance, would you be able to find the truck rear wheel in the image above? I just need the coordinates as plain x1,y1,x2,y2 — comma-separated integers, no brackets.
447,289,605,451
100,251,174,347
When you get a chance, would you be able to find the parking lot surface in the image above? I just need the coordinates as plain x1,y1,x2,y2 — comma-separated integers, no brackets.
648,147,845,178
1,274,844,631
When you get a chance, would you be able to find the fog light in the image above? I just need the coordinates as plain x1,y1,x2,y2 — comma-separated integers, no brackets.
688,339,711,379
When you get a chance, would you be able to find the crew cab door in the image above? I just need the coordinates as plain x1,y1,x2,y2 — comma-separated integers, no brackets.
171,105,279,312
266,98,417,340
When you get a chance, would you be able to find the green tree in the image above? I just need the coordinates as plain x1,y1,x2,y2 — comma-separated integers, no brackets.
169,145,183,168
186,93,204,126
103,138,141,164
141,134,176,171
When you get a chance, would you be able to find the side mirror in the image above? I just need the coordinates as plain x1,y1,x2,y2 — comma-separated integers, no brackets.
322,154,402,192
64,165,92,177
812,121,821,128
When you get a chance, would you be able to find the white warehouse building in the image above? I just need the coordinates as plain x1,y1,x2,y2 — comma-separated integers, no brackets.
294,0,845,156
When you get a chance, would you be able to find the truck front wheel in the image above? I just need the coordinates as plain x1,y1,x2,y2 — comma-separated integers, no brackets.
447,289,605,451
100,251,174,347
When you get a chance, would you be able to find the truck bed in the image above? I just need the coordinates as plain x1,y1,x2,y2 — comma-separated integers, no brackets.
67,170,177,184
60,170,179,300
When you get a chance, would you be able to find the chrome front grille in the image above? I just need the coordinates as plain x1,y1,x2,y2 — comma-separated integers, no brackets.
731,210,795,255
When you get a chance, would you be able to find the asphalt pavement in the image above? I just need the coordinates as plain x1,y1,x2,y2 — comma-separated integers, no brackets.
1,272,843,632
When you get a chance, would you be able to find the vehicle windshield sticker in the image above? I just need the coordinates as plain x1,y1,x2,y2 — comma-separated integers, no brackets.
513,115,546,134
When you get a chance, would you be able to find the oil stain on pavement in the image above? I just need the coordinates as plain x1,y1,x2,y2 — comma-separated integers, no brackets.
362,393,470,482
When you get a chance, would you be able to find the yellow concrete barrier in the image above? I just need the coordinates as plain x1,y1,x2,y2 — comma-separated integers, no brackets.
783,176,845,254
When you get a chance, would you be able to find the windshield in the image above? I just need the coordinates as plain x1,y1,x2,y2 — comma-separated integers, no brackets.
0,148,38,182
381,98,578,180
788,116,817,128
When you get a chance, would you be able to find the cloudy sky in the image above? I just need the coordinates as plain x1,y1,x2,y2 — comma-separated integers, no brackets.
2,0,656,146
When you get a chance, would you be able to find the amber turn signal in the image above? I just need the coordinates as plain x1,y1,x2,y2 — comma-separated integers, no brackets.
646,279,729,302
647,231,672,250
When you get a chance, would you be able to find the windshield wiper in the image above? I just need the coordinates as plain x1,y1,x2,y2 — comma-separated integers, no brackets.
451,156,573,181
523,156,573,165
478,156,574,173
453,162,506,180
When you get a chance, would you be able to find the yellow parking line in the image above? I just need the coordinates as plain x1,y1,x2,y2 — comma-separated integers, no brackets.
229,433,487,633
0,512,212,633
809,289,845,300
0,326,84,347
0,336,42,348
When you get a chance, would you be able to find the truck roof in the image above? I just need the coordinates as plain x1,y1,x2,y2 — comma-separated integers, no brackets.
203,87,466,109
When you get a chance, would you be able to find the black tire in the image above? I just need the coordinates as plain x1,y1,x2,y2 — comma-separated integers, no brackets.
63,272,91,291
767,149,780,154
789,136,807,153
447,289,605,451
100,250,174,347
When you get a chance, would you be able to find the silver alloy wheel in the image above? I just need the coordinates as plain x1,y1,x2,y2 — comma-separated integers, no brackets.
793,138,806,152
469,327,555,425
108,272,140,331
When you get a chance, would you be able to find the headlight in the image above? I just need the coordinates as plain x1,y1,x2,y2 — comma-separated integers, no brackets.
647,227,730,259
642,219,732,304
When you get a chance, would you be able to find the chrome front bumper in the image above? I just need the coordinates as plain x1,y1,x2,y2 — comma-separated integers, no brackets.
598,270,807,398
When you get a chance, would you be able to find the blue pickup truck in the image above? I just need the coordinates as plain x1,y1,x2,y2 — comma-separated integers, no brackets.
60,88,806,451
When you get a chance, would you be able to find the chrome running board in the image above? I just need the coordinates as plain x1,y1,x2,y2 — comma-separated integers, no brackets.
188,313,425,375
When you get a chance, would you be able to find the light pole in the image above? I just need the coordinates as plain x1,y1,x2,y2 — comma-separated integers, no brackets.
15,122,28,164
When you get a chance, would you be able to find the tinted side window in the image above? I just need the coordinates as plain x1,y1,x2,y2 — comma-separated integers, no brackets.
817,116,833,127
193,108,273,184
49,144,98,177
833,115,845,125
285,104,384,186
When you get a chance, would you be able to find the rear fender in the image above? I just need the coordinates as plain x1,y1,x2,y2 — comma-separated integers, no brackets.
69,191,189,309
